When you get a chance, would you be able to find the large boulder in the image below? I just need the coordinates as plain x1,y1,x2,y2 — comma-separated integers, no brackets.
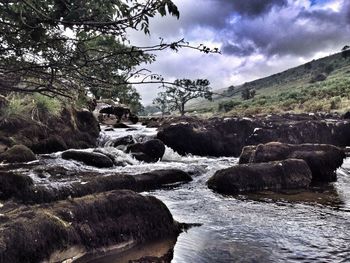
157,118,255,157
156,115,350,157
127,139,166,163
62,150,114,168
239,142,345,182
0,145,37,163
207,159,312,195
100,106,130,122
0,190,181,263
31,135,68,154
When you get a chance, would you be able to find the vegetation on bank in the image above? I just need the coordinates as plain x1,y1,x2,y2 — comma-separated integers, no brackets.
186,52,350,116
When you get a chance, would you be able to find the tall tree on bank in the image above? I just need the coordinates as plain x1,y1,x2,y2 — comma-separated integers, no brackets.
0,0,218,99
155,79,212,116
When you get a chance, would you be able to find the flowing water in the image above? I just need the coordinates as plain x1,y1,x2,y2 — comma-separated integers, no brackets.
12,124,350,262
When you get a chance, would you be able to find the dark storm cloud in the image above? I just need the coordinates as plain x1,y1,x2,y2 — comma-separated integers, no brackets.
228,0,288,16
220,1,350,57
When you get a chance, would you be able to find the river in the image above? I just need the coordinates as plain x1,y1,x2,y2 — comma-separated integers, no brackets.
16,124,350,262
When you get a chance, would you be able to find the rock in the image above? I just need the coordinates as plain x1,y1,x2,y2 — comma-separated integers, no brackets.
0,171,34,199
0,107,100,154
207,159,312,195
30,135,68,154
100,106,130,122
111,135,135,148
129,113,139,124
127,139,166,163
104,127,114,131
0,167,192,203
0,190,181,263
344,111,350,119
113,123,130,129
157,118,254,157
132,169,192,190
0,145,37,163
62,150,114,168
156,115,350,157
239,142,345,182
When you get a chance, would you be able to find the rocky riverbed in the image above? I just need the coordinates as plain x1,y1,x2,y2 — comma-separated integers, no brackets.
0,114,350,262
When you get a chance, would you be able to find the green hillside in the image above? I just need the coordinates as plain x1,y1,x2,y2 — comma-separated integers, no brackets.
187,52,350,116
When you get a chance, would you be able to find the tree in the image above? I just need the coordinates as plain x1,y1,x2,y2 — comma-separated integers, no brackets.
225,85,235,96
241,87,256,100
153,91,170,116
156,79,212,116
0,1,219,99
341,45,350,59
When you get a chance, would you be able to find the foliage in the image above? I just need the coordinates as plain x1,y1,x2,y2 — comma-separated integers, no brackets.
218,100,241,112
153,92,171,116
155,79,212,116
32,94,62,120
0,93,62,122
0,95,30,119
241,88,256,100
0,1,220,101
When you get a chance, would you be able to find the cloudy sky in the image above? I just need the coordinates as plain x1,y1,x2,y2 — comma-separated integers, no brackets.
128,0,350,104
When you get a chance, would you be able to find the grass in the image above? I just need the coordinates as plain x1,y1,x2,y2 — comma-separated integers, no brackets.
0,93,63,122
187,52,350,116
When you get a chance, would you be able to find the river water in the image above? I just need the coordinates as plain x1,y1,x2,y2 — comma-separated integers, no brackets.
78,124,350,263
17,124,350,262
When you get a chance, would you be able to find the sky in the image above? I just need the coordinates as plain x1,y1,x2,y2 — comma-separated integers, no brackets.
128,0,350,105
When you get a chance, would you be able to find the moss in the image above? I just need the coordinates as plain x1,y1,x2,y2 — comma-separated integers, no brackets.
0,145,36,163
0,190,181,263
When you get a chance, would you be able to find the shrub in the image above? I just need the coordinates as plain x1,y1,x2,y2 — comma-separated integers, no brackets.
330,96,341,110
0,95,30,119
218,100,241,112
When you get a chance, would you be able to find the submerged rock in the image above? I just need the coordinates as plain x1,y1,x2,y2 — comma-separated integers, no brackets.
111,135,135,148
207,159,312,195
127,139,166,163
0,145,36,163
239,142,345,182
0,190,181,263
62,150,114,168
113,123,130,129
132,169,192,190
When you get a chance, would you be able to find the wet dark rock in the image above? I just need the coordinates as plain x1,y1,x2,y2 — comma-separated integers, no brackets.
157,118,254,157
0,169,192,203
129,113,139,124
0,145,37,163
129,249,174,263
113,123,131,128
0,108,99,154
157,115,350,157
344,111,350,119
100,106,130,122
207,159,312,195
31,135,68,154
0,190,181,263
239,142,345,182
127,139,166,163
132,169,192,190
62,150,114,168
105,127,114,131
112,135,135,148
0,171,34,199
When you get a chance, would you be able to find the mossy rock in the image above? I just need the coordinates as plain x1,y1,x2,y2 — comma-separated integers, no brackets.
0,145,37,163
